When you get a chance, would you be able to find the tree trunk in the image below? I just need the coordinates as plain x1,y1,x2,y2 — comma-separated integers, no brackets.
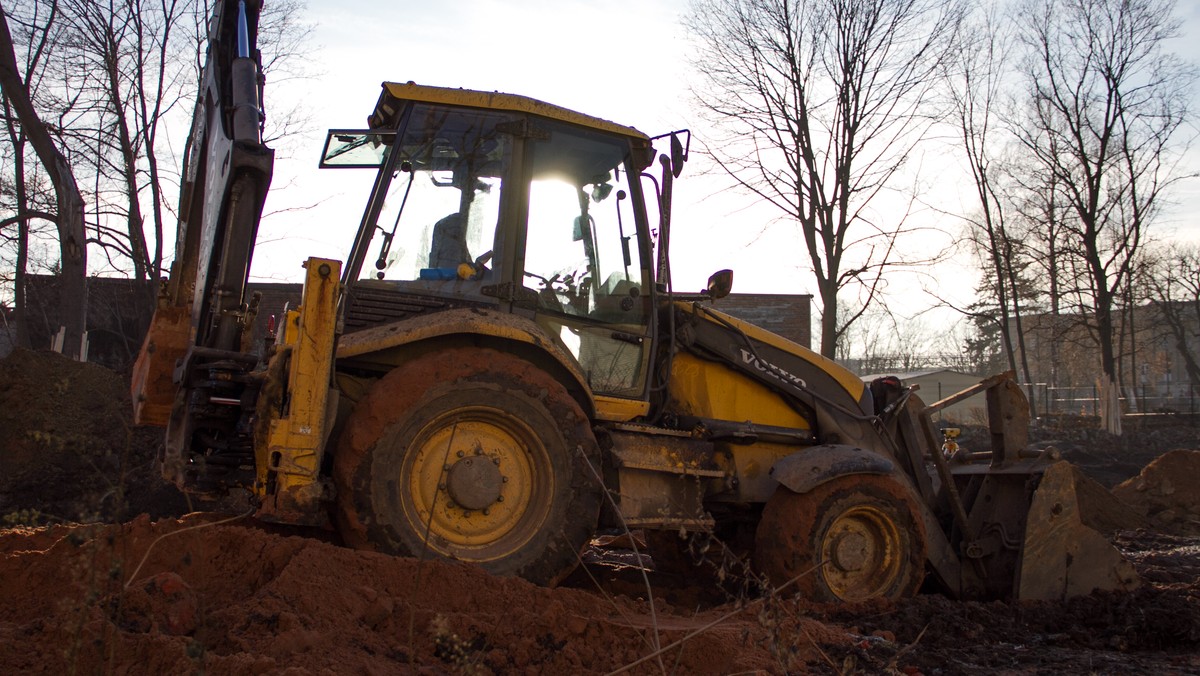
1094,292,1120,426
0,2,88,358
102,22,151,286
818,277,838,358
3,95,30,348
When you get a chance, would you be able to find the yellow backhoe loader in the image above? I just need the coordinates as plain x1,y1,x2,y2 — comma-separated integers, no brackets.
132,0,1138,602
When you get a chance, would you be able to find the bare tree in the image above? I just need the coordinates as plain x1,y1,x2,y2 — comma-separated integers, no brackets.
684,0,963,357
54,0,201,308
255,0,314,149
943,4,1043,400
0,0,312,359
0,91,46,348
0,1,50,348
0,0,88,357
69,0,312,280
1014,0,1195,428
64,0,149,284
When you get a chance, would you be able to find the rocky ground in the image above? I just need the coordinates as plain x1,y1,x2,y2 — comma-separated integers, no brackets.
1,348,1198,675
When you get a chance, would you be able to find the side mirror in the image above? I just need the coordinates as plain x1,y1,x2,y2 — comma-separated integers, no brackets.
670,133,686,178
705,269,733,300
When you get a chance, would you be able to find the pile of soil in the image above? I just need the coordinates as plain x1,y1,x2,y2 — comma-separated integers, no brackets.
0,349,189,524
0,513,1195,676
0,515,1197,674
1112,451,1200,535
0,514,843,674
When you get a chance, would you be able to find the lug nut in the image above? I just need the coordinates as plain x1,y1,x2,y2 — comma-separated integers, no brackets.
456,450,465,458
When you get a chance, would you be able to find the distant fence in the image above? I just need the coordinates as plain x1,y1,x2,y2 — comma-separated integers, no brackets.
1029,383,1199,416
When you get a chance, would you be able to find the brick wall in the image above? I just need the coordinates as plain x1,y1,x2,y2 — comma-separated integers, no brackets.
711,293,812,349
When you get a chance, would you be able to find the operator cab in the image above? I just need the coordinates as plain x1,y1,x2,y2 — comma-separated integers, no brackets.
322,82,661,399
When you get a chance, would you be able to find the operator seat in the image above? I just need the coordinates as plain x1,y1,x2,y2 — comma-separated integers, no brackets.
429,212,471,269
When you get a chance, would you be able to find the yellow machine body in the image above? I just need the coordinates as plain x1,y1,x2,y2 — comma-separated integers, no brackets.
256,258,341,521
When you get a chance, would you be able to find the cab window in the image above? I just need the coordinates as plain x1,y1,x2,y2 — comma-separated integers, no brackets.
523,123,651,396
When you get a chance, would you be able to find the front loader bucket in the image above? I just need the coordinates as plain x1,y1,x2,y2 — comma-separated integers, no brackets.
925,373,1141,601
1016,461,1141,600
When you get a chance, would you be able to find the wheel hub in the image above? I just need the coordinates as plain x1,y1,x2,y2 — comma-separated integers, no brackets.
820,505,902,601
830,531,869,572
402,407,548,558
446,455,503,510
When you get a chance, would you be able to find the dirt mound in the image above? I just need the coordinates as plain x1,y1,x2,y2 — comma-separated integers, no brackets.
1113,451,1200,535
0,514,842,675
0,348,189,524
2,514,1197,675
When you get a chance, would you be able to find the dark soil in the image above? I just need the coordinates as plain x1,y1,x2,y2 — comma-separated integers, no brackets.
812,529,1200,674
0,349,191,524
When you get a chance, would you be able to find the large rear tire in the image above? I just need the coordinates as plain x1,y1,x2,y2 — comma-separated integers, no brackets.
754,475,926,602
333,348,602,586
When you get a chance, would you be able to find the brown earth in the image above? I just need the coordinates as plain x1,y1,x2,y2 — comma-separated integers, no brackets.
1113,451,1200,536
1,348,1199,674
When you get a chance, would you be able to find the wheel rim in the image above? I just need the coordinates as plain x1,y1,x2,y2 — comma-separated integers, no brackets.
399,405,552,562
818,504,904,602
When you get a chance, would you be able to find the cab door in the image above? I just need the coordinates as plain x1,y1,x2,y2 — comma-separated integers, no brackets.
517,121,655,405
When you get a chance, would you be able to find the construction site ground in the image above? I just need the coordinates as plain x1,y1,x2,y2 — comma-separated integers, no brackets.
1,348,1198,675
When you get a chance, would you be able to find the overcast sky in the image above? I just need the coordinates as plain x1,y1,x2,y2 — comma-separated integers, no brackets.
250,0,1200,325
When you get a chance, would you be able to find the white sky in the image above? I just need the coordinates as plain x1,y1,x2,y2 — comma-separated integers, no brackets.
249,0,1200,331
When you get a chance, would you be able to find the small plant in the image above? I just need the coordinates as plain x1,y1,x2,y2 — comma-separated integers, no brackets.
3,508,55,527
430,614,486,674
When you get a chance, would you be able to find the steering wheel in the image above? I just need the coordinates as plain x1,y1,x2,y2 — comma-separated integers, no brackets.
523,270,549,285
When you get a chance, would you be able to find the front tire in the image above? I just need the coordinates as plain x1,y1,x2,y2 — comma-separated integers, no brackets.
333,348,602,586
754,475,926,602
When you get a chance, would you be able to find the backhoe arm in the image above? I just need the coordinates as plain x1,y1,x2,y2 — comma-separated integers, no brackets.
133,0,272,425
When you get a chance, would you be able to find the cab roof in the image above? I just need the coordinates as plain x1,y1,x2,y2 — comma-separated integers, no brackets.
370,81,650,142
